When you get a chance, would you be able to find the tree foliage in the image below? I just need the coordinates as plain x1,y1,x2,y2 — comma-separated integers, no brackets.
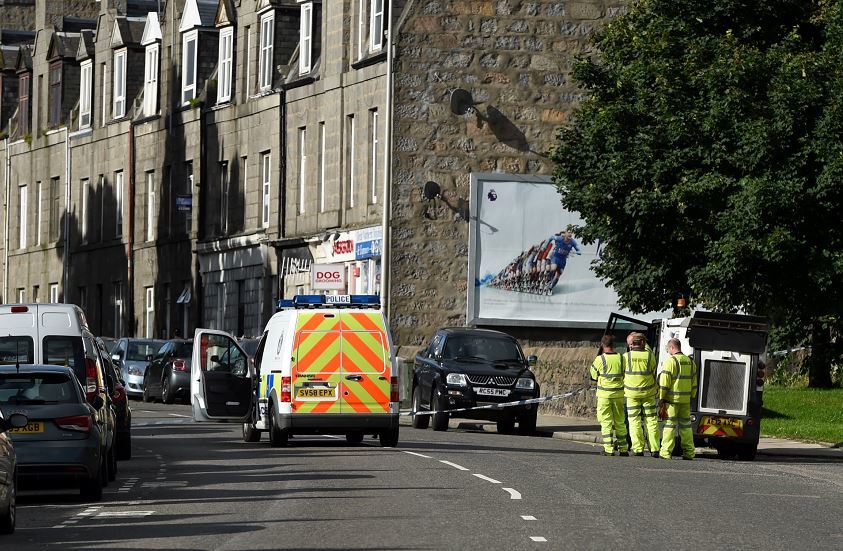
553,0,843,386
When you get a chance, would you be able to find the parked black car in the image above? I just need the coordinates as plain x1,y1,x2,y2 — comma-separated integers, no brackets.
143,340,193,404
97,338,131,461
0,409,27,534
0,365,106,501
412,328,539,434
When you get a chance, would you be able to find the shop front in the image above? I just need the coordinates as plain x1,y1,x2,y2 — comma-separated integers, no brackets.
307,226,382,295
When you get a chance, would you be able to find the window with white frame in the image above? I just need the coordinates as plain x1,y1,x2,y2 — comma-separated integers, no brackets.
19,185,27,249
370,0,384,52
357,0,366,60
145,286,154,339
100,62,107,125
220,161,229,234
50,283,59,303
17,289,25,303
35,181,42,246
318,122,325,212
115,170,124,238
217,27,234,103
370,108,378,203
298,128,307,214
299,3,313,74
79,61,92,129
143,43,159,116
346,114,355,208
113,282,123,335
182,30,198,104
259,12,275,90
261,152,271,228
81,178,90,243
113,49,127,118
146,171,156,241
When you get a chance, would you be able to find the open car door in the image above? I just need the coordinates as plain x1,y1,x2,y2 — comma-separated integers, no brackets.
603,313,657,354
191,329,253,422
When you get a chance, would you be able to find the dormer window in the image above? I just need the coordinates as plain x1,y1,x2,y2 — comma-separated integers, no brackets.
144,43,159,116
18,73,30,136
79,61,92,129
217,26,234,104
299,3,313,75
182,30,198,103
258,11,274,91
113,48,127,119
48,62,63,127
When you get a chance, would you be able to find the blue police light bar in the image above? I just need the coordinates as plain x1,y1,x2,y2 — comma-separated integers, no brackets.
276,295,381,310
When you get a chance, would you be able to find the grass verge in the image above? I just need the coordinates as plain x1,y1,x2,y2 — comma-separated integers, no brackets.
761,387,843,444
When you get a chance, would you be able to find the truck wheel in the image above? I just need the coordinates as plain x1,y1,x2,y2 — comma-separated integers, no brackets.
430,388,449,432
517,410,537,435
346,432,364,445
737,443,758,461
268,405,288,448
714,442,737,460
242,421,261,443
411,387,429,429
379,427,399,447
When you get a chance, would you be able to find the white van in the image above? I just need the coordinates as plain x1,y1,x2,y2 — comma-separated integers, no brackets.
191,295,400,447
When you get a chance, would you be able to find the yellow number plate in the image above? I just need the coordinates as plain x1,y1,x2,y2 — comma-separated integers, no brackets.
10,422,44,434
701,416,743,429
296,387,336,399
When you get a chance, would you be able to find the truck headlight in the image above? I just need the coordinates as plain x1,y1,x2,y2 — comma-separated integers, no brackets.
446,373,468,386
516,377,535,390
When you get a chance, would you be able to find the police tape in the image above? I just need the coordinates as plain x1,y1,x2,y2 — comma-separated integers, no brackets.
400,387,588,417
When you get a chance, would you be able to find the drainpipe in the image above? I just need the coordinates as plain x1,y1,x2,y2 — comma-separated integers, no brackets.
62,127,71,299
380,0,396,319
127,124,135,335
3,138,10,302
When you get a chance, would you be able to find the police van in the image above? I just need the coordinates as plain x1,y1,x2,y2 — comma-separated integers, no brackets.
190,295,400,447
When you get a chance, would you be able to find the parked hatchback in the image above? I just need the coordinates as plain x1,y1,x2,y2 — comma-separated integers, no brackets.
0,365,106,501
412,328,539,434
143,340,193,404
97,339,131,461
110,339,166,399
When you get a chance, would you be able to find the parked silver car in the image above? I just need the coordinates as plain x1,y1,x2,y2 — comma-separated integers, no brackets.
0,409,27,534
0,365,106,501
110,339,166,398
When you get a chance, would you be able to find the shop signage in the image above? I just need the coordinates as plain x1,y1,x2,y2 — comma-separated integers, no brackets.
176,195,192,212
312,264,346,290
333,240,355,255
353,226,383,260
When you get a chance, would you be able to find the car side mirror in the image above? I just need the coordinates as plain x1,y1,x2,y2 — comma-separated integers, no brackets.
90,395,105,410
146,354,153,362
527,355,538,367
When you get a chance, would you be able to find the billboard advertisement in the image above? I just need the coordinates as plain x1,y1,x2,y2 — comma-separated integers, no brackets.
467,173,652,328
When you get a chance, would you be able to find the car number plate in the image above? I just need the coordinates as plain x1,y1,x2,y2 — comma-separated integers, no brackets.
325,295,351,304
296,387,337,399
701,416,743,429
10,422,44,434
475,387,510,397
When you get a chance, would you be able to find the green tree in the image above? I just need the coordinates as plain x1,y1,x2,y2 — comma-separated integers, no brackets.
553,0,842,387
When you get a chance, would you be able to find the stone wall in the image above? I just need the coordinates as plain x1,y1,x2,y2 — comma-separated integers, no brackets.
0,0,35,31
388,0,625,347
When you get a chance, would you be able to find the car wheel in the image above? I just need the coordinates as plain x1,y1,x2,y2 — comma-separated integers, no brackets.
497,416,516,435
242,421,261,443
0,469,15,534
162,374,175,405
345,432,364,445
107,448,117,482
81,461,104,501
142,375,153,403
517,410,537,435
431,387,449,432
379,427,399,447
116,432,132,460
411,386,429,430
268,405,288,448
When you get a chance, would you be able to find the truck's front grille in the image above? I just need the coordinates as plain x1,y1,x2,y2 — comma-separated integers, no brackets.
700,360,747,412
466,375,516,386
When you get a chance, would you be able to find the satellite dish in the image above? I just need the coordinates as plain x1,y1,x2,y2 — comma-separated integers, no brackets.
422,181,441,200
449,88,475,115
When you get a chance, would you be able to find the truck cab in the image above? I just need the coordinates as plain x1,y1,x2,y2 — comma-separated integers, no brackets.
605,311,768,460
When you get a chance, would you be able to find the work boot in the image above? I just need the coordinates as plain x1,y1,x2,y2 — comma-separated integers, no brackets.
651,452,660,458
682,456,694,461
632,451,644,457
617,451,630,457
601,450,614,457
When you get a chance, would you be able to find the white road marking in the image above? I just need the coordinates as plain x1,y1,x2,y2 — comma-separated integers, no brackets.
743,492,822,499
439,460,468,470
96,511,155,518
403,451,432,458
473,473,501,484
502,487,521,499
52,506,102,529
322,434,341,439
168,413,190,417
521,515,537,521
530,536,547,542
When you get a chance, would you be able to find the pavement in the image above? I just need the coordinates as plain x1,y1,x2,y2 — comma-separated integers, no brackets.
400,412,843,460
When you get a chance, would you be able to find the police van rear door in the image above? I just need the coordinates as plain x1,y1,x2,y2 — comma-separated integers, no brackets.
338,311,390,415
191,329,253,421
291,311,343,415
604,313,656,354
